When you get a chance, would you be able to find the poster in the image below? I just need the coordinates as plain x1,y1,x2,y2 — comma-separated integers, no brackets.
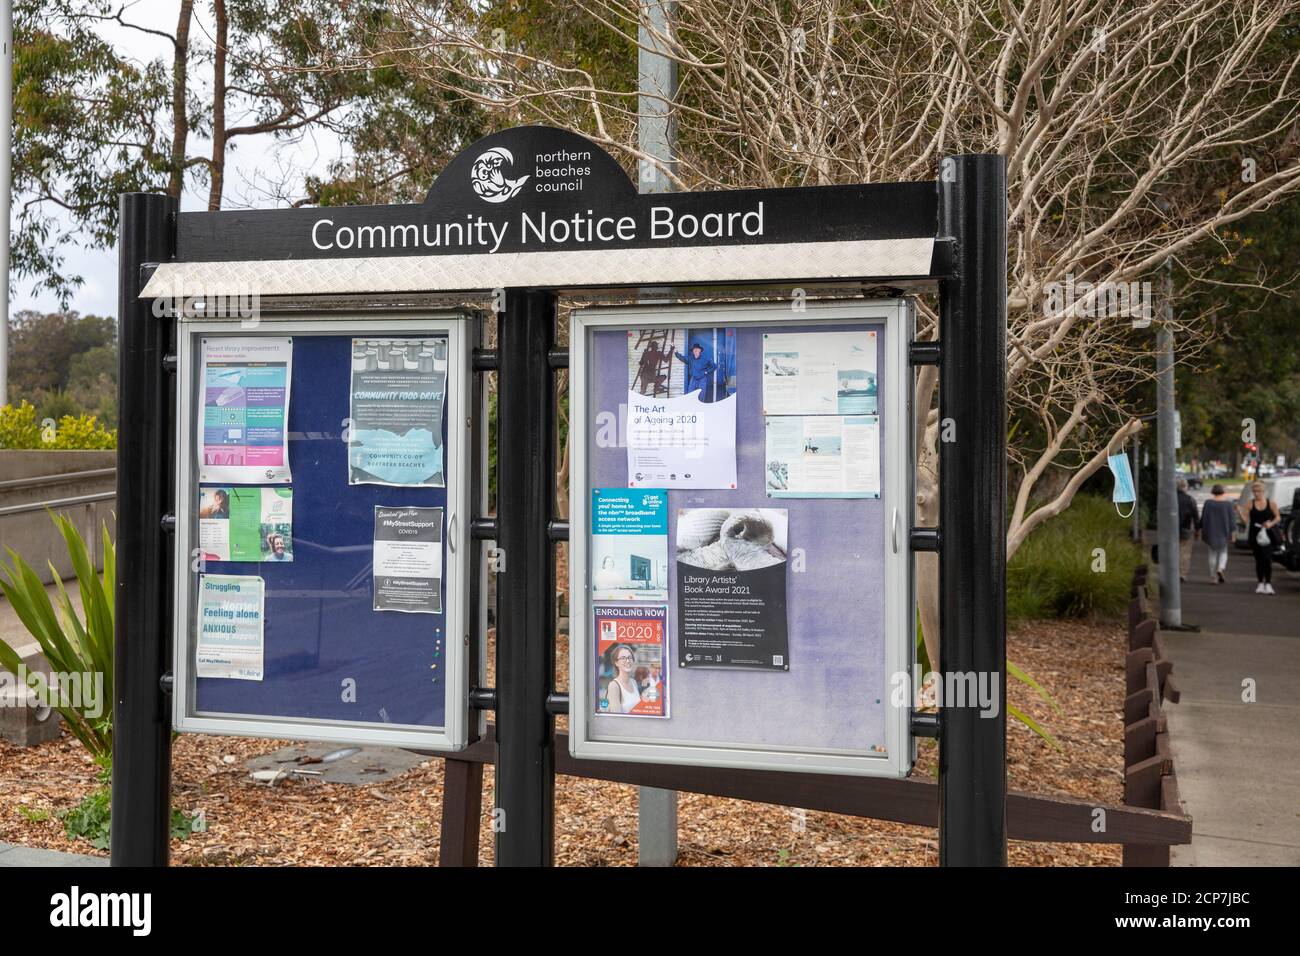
348,337,448,487
198,487,294,562
625,327,737,490
765,415,880,498
199,337,292,484
196,574,265,681
593,604,669,718
762,330,877,416
373,506,443,614
591,488,668,602
675,508,789,670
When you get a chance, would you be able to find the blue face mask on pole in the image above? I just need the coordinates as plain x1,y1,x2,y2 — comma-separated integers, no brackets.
1108,451,1136,518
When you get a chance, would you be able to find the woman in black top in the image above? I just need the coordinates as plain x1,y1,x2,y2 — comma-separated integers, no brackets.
1237,481,1281,594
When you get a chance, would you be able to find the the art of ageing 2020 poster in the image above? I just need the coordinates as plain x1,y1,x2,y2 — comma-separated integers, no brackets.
625,328,737,490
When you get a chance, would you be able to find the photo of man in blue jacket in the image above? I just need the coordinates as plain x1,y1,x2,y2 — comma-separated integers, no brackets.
675,342,717,400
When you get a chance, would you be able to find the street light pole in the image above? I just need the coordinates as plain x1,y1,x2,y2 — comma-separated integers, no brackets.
1155,259,1181,627
636,0,680,869
1,0,12,404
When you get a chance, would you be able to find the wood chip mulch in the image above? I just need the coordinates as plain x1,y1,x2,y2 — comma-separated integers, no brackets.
0,618,1124,866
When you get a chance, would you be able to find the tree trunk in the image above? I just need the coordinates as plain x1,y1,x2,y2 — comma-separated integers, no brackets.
207,0,228,211
915,463,940,673
168,0,194,199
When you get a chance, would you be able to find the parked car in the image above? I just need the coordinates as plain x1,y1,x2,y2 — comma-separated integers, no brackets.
1234,475,1300,549
1175,468,1202,490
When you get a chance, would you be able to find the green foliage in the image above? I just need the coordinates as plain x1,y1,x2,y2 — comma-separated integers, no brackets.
1007,495,1141,624
0,513,116,760
0,400,43,448
0,401,117,449
16,805,51,823
1179,194,1300,464
37,390,80,424
13,3,171,304
60,786,111,849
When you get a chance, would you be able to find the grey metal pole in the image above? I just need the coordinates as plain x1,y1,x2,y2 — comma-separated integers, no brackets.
495,289,557,867
1132,432,1141,543
937,153,1008,866
1,0,12,404
1156,264,1181,626
636,0,679,868
110,193,177,866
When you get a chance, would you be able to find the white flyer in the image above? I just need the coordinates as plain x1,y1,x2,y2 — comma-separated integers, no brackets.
765,415,880,498
195,574,265,681
199,337,293,484
762,330,877,416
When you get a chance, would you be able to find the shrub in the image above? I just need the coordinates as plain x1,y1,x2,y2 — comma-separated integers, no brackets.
0,401,42,448
0,401,117,450
0,514,115,760
1008,494,1141,624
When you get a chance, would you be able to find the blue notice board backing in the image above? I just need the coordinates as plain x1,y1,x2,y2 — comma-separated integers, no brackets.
193,334,449,729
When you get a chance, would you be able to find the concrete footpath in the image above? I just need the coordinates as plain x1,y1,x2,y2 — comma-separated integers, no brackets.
1161,541,1300,866
0,844,106,867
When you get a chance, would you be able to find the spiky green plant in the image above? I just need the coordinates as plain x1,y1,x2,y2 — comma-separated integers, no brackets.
0,513,115,761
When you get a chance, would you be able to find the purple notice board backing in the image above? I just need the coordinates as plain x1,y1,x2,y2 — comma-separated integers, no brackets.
584,311,895,758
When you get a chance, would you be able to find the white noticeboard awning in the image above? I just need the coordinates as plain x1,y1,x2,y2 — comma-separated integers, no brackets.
139,237,935,300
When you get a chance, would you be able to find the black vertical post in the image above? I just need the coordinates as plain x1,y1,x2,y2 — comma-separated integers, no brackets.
494,289,557,865
111,193,177,866
937,155,1008,866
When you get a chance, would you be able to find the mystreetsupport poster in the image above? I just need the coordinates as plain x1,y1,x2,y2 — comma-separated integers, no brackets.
591,488,668,602
625,328,737,489
594,604,669,718
765,415,880,498
196,574,265,681
762,330,877,416
199,338,292,484
348,337,448,487
198,487,294,562
372,506,443,614
675,508,789,670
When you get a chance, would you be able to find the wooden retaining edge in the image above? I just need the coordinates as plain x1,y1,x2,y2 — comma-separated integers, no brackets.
437,725,1190,861
1121,566,1188,865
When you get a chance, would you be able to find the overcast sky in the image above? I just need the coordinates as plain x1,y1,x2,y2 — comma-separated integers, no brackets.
11,0,347,318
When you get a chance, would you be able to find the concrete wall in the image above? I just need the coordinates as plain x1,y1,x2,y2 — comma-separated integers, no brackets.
0,451,117,583
0,450,117,481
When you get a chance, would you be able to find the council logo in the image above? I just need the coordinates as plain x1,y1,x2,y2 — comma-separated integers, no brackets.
470,147,530,203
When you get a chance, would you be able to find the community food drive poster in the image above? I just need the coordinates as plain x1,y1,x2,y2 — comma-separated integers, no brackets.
348,337,448,487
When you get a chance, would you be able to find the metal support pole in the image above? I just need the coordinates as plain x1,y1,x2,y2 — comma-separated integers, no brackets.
0,0,12,403
1155,284,1181,626
636,0,681,867
110,193,177,866
1132,432,1142,543
494,289,556,866
937,154,1008,866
